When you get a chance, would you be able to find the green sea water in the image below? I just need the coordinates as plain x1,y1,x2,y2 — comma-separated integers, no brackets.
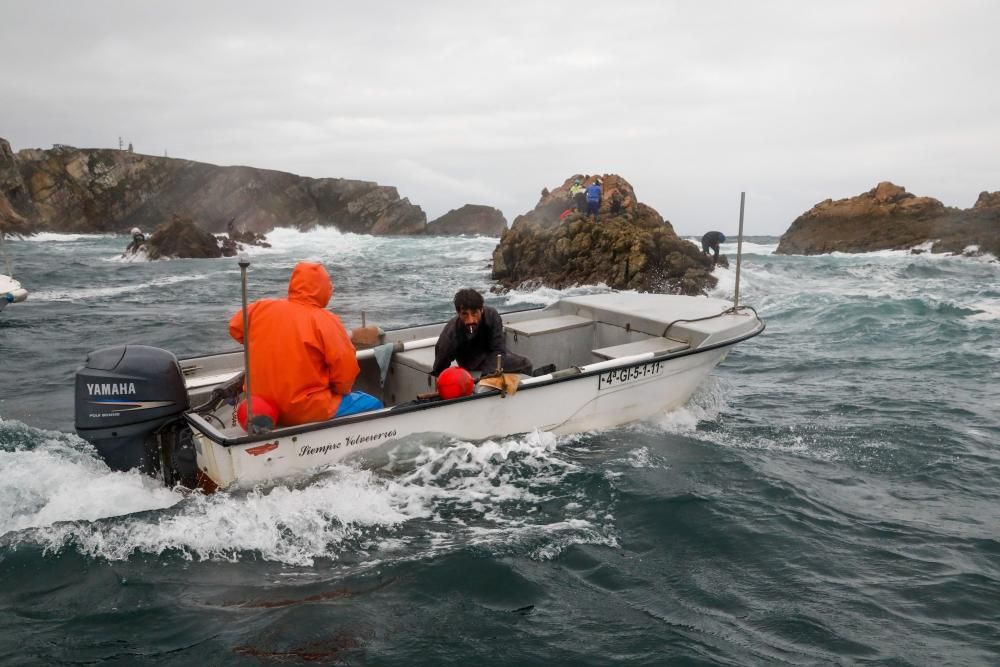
1,231,998,665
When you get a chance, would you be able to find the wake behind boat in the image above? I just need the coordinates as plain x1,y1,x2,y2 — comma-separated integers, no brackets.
74,291,764,490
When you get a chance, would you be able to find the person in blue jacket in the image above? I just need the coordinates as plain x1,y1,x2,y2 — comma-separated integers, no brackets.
586,179,602,218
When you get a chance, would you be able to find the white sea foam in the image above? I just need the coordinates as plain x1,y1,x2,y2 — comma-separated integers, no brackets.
261,226,494,261
31,272,213,301
965,302,1000,322
683,237,778,256
4,428,611,566
15,232,109,243
645,377,729,434
259,226,371,257
0,424,181,535
605,446,669,470
824,244,997,262
109,246,150,263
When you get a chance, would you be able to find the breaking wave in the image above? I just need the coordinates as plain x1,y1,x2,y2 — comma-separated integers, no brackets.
1,423,613,567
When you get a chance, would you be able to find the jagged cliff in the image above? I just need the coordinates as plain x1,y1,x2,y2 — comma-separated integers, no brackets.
0,139,36,235
776,182,1000,256
0,139,426,236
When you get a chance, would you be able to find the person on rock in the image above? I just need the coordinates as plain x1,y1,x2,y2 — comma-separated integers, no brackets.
432,288,532,378
701,231,727,266
570,179,587,212
610,191,624,215
125,227,146,254
586,179,602,218
228,261,382,425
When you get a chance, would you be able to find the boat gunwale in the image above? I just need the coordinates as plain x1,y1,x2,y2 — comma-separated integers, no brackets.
184,317,765,447
177,303,550,366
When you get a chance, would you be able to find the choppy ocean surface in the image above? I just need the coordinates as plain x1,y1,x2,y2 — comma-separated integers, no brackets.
1,230,998,665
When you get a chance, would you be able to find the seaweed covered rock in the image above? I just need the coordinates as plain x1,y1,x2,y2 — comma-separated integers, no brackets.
491,175,717,295
776,182,1000,256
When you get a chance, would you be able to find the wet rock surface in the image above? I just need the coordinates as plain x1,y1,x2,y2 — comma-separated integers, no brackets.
426,204,507,236
0,138,36,236
124,216,276,260
129,215,222,260
491,174,718,295
1,139,426,236
777,182,1000,257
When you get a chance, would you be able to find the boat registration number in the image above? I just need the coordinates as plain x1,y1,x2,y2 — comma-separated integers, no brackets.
598,361,664,390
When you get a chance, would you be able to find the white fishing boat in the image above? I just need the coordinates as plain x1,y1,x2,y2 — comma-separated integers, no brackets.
74,291,764,491
0,273,28,312
76,194,762,491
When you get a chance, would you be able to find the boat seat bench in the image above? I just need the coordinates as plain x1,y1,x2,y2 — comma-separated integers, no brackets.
591,336,688,361
184,369,243,390
394,345,437,374
505,314,594,373
505,314,592,337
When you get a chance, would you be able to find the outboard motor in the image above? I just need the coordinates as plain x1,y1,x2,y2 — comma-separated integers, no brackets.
75,345,198,487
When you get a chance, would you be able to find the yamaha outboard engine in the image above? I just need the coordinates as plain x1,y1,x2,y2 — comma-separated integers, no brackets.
75,345,198,487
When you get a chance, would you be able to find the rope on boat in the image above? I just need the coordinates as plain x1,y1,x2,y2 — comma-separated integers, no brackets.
660,304,759,339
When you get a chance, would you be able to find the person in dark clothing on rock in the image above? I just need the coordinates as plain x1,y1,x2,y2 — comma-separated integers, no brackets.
124,227,146,255
432,288,532,377
701,231,727,265
610,191,623,215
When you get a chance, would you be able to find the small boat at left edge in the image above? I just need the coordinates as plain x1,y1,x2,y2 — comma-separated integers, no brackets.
0,273,28,312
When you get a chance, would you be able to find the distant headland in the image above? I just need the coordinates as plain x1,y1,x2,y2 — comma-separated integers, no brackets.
0,138,504,238
776,182,1000,257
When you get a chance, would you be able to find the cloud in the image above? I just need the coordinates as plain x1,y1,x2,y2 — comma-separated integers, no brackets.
1,0,998,233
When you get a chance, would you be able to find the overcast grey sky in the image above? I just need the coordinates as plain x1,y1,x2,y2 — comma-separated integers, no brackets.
2,1,998,234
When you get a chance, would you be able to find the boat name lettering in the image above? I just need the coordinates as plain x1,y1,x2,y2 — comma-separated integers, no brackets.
345,430,397,447
87,382,137,396
598,361,664,390
298,430,398,457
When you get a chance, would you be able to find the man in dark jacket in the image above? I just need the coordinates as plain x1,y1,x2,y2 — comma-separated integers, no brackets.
432,288,532,377
701,230,727,265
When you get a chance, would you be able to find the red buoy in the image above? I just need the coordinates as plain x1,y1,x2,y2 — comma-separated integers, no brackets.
437,367,475,399
236,395,280,431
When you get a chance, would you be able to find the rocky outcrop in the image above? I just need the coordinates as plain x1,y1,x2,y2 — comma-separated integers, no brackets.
0,139,37,236
2,139,426,236
776,182,1000,256
973,190,1000,210
226,220,271,248
491,175,717,295
426,204,507,236
124,216,274,260
141,215,223,260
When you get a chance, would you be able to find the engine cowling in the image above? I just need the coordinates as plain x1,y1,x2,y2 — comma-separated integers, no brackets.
75,345,190,476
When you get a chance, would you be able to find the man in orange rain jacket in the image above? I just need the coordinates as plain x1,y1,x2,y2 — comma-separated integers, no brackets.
228,261,382,426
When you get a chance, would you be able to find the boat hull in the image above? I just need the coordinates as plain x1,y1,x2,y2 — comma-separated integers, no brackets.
0,274,28,311
190,345,730,489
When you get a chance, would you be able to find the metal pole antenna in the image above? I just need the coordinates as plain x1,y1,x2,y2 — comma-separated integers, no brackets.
238,252,254,432
733,192,746,310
